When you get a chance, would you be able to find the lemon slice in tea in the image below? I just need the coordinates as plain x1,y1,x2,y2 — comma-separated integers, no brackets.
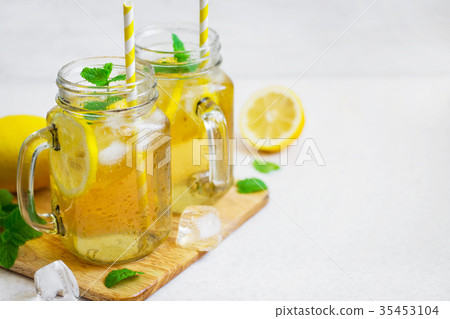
50,113,98,197
240,86,305,152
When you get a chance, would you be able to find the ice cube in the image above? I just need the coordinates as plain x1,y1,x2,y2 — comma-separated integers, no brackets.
34,260,79,301
134,109,167,133
98,141,126,165
176,206,222,251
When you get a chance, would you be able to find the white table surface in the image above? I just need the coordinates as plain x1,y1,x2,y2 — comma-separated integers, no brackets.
0,0,449,301
1,76,449,300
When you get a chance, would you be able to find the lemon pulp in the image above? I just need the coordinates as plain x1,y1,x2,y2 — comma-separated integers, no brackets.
240,86,305,152
50,113,98,198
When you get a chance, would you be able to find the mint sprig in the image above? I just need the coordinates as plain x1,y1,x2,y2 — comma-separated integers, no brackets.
252,160,280,173
153,34,200,74
236,178,268,194
80,63,126,87
0,189,42,269
80,63,125,112
104,268,144,288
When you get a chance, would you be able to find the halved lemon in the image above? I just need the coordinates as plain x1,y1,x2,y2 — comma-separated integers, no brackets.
240,86,305,152
50,113,98,197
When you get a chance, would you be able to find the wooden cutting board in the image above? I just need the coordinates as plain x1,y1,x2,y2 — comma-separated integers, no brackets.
7,188,268,301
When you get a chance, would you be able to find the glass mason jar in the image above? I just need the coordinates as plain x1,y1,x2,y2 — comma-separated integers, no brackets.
136,23,234,213
17,57,172,264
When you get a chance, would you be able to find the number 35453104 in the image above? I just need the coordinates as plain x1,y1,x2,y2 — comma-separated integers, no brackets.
380,305,439,316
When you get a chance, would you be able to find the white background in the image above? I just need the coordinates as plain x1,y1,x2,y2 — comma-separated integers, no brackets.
0,0,449,300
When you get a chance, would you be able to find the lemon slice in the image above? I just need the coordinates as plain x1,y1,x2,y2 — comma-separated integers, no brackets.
240,86,305,152
108,98,128,110
50,113,98,197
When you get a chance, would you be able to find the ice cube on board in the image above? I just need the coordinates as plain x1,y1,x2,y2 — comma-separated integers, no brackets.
176,206,222,251
34,260,79,301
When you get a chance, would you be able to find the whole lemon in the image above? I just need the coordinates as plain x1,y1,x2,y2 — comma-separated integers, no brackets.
0,115,49,192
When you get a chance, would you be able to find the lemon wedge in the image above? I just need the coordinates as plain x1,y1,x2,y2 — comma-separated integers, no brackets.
240,86,305,152
50,113,98,197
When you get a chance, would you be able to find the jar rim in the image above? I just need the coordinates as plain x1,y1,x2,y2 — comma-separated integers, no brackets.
135,23,221,59
56,56,158,114
56,56,156,91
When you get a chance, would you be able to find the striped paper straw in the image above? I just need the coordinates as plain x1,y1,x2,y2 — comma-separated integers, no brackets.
199,0,209,58
123,0,149,214
123,0,137,105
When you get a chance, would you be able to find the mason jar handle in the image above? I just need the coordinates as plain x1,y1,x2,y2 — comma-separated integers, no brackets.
17,125,62,234
196,97,231,193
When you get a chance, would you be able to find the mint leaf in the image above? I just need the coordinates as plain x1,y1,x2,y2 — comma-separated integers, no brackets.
0,239,19,269
172,33,189,62
83,100,113,111
153,34,200,74
172,33,186,52
83,101,109,111
80,63,126,87
103,63,113,78
0,211,7,227
0,189,13,207
154,63,199,74
1,225,26,247
0,229,11,243
0,189,42,269
0,189,14,227
106,96,123,104
5,208,41,242
252,160,280,173
1,203,17,213
0,207,42,269
104,268,144,288
109,74,126,83
236,178,268,194
81,66,110,86
83,96,123,111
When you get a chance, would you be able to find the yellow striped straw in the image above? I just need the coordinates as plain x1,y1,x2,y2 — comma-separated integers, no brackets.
123,0,137,106
124,0,149,214
199,0,209,58
199,0,217,104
